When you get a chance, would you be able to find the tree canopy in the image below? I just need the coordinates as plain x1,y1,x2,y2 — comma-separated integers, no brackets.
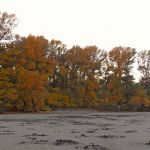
0,12,150,112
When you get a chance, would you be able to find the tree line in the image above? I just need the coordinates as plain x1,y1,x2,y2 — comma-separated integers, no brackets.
0,12,150,112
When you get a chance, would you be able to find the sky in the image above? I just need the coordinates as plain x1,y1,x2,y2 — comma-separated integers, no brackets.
1,0,150,81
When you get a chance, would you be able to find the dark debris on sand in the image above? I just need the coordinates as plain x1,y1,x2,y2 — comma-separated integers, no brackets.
97,135,125,139
146,140,150,145
0,130,15,135
76,143,109,150
125,130,137,133
55,139,79,145
75,133,88,138
23,133,47,137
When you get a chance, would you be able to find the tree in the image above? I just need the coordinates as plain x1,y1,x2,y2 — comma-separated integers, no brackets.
104,47,136,104
108,47,136,79
138,50,150,96
64,46,107,107
47,39,67,88
0,45,19,112
129,85,150,110
16,35,50,111
0,12,17,42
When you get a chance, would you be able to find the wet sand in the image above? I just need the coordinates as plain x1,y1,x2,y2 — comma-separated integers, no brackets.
0,110,150,150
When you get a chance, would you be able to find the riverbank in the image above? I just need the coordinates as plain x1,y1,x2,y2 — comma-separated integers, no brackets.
0,111,150,150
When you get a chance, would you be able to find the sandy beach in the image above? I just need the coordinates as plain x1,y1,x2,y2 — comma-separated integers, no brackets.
0,110,150,150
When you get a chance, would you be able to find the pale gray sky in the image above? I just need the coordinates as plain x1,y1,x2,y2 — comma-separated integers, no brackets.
1,0,150,81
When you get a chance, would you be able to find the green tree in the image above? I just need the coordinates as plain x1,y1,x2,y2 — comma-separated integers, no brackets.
138,50,150,96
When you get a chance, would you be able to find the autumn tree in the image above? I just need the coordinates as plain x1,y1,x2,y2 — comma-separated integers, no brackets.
65,46,107,107
16,35,52,111
47,39,67,88
104,47,136,105
129,85,150,110
0,12,18,112
0,44,20,112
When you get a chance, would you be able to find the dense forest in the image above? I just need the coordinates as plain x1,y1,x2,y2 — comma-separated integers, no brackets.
0,12,150,112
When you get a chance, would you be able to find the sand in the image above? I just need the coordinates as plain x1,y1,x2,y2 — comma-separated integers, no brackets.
0,110,150,150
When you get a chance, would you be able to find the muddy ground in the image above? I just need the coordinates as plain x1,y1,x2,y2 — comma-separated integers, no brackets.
0,110,150,150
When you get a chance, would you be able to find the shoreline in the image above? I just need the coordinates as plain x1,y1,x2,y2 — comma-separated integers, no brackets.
1,109,150,115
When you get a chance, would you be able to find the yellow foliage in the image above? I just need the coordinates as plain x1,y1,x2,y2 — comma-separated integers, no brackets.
129,96,150,107
48,93,73,108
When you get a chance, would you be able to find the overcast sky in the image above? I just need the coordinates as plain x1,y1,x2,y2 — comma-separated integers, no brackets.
1,0,150,81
